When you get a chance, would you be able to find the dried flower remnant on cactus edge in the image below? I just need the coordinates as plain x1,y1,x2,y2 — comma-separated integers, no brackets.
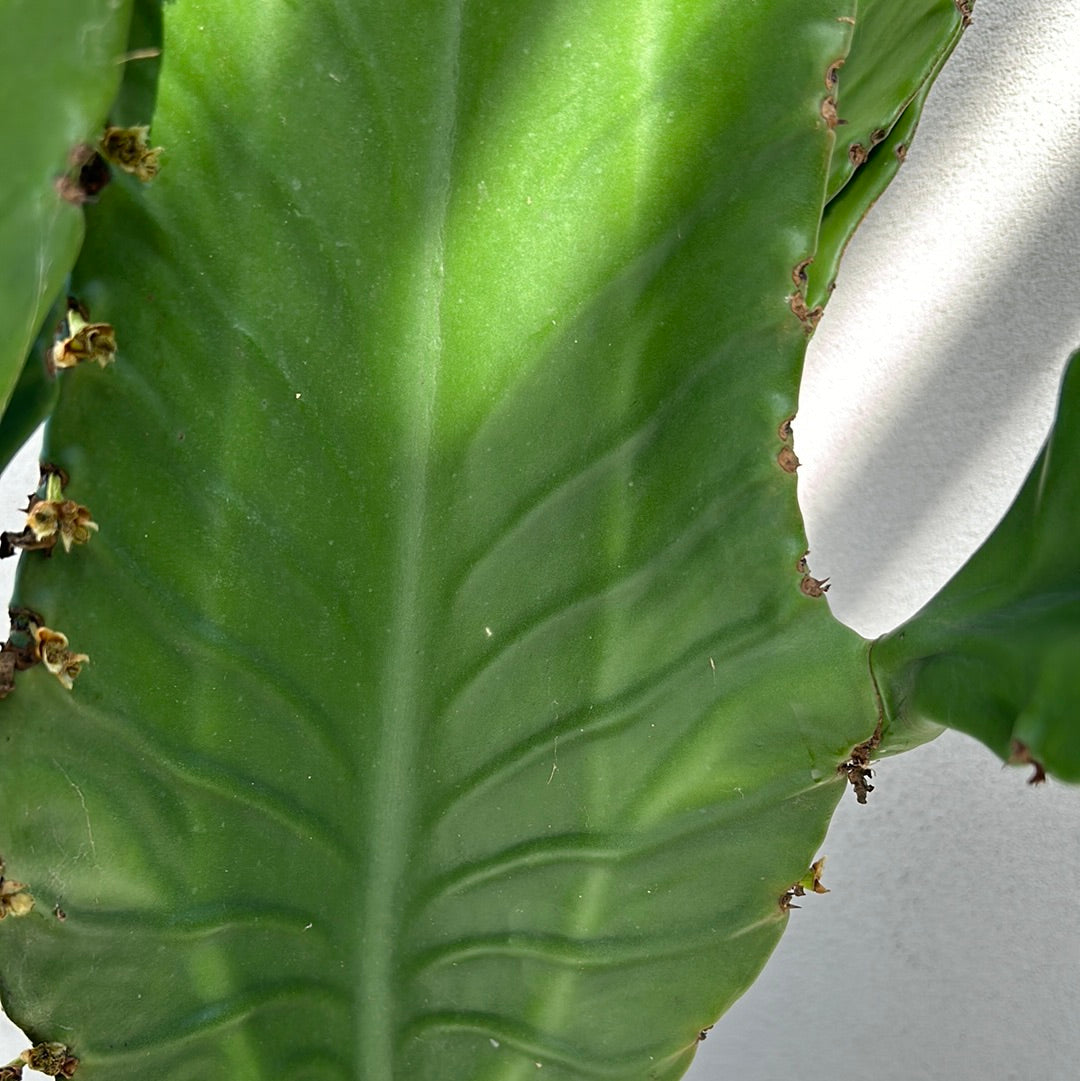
99,124,162,182
779,857,829,910
32,625,89,691
21,1043,79,1078
1,470,97,558
0,857,34,920
27,498,98,553
47,298,116,375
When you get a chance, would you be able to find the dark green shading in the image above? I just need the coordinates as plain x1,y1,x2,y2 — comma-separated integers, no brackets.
0,331,60,479
0,0,134,420
109,0,167,127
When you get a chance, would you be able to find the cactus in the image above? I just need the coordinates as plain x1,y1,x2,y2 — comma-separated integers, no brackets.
0,2,1075,1080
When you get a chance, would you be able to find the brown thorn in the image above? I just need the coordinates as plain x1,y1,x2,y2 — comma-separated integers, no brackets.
839,720,883,804
788,293,824,333
777,446,800,473
799,575,830,598
1009,741,1047,785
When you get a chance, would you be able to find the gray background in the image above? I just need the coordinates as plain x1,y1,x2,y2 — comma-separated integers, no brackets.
2,0,1079,1076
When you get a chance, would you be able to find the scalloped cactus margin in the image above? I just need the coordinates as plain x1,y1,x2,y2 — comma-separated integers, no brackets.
0,104,160,705
0,69,163,1068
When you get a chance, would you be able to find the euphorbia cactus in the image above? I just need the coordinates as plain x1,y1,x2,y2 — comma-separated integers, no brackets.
0,2,1075,1080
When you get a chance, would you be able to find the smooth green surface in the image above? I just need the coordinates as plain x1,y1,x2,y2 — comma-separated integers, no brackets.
875,351,1080,781
0,3,975,1079
0,0,133,442
823,0,961,201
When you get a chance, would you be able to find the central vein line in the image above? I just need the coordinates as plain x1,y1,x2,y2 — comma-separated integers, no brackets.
356,5,463,1077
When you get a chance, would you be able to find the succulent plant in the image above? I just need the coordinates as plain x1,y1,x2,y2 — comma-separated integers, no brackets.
0,2,1075,1079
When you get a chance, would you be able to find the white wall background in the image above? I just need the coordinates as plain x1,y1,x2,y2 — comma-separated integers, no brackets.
2,0,1079,1076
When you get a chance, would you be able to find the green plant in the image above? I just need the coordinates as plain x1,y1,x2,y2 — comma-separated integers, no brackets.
0,2,1075,1080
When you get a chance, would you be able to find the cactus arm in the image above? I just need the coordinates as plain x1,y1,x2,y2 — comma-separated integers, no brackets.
806,0,964,307
0,1,136,459
873,349,1080,781
822,0,965,202
0,3,1049,1081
